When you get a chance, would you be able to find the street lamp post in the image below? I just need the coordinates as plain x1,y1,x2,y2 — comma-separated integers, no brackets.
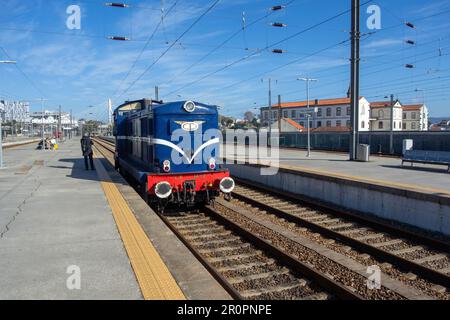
384,94,395,154
0,108,4,168
268,78,272,146
298,77,318,157
0,60,17,168
36,98,49,151
41,99,45,150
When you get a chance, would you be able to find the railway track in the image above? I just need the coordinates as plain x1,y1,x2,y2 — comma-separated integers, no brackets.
92,137,449,299
162,210,344,300
92,137,361,299
231,181,450,298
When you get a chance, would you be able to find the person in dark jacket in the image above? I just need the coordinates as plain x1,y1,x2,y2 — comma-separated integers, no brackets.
80,133,95,170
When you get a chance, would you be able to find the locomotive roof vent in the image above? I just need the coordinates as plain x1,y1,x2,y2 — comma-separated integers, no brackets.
183,101,196,113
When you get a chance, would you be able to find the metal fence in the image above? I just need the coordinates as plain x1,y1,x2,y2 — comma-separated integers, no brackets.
279,131,450,155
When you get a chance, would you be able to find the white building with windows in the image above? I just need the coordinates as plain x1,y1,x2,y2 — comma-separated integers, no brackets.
260,97,371,131
402,104,428,131
369,101,403,131
0,100,30,122
24,110,78,136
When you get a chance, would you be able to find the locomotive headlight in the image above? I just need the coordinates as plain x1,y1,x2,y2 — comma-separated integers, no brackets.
183,101,196,113
208,158,216,170
163,160,171,172
155,181,172,199
219,177,235,194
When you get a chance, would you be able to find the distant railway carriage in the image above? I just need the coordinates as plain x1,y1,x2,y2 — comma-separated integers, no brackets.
113,98,234,211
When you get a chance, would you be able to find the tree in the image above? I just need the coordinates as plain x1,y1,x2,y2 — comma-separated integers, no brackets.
219,115,235,128
244,111,255,122
83,120,102,134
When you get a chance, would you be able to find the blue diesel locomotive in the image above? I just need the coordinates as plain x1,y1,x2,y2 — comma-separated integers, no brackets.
113,99,234,211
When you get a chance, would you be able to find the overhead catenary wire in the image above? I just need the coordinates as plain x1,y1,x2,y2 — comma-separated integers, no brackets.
111,0,179,98
198,38,351,103
164,0,373,98
0,47,46,99
160,0,299,88
115,0,222,100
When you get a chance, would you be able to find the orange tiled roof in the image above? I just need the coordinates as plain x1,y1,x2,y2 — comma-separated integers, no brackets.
370,101,392,108
264,97,363,109
312,126,350,132
283,117,305,131
402,104,423,111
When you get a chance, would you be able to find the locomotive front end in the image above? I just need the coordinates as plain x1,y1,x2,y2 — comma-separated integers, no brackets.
149,100,234,210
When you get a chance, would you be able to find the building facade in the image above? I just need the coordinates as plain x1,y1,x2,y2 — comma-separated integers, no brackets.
261,97,371,131
259,98,429,132
369,101,403,131
25,111,78,136
402,104,428,131
0,100,30,122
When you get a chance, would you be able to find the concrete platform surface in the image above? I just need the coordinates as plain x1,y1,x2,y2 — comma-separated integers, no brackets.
0,140,141,299
223,144,450,194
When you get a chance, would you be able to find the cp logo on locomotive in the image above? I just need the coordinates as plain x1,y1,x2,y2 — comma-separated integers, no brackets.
175,121,205,132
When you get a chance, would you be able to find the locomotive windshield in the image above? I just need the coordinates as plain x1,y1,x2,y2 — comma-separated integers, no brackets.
117,101,142,115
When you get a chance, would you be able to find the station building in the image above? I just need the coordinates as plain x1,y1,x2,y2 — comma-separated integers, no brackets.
402,104,428,131
369,101,403,132
260,98,429,132
0,100,30,122
261,97,371,131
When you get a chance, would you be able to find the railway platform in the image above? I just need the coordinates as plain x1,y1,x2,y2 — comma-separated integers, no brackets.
224,145,450,192
223,145,450,236
0,139,230,300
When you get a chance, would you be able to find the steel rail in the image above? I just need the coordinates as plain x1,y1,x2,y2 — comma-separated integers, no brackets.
92,137,244,299
158,213,244,300
93,138,361,299
234,178,450,253
232,179,450,288
202,205,364,300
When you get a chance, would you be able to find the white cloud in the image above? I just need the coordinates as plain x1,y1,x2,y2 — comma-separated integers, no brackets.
363,38,403,49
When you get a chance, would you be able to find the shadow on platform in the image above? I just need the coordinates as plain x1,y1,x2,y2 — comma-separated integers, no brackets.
58,157,127,185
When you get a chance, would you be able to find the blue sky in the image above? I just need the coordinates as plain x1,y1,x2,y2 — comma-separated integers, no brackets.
0,0,449,120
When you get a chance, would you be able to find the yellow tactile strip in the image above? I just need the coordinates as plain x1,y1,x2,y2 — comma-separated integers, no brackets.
94,155,185,300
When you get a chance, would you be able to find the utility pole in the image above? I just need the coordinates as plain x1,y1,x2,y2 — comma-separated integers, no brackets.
41,99,45,151
58,105,62,143
11,107,15,136
70,109,73,139
278,95,282,133
268,78,272,146
298,77,318,158
349,0,360,160
0,60,17,167
108,99,113,136
0,109,4,168
155,86,159,101
108,99,113,126
389,94,395,154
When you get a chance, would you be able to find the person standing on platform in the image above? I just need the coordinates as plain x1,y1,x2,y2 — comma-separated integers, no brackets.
80,133,95,170
50,137,57,150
